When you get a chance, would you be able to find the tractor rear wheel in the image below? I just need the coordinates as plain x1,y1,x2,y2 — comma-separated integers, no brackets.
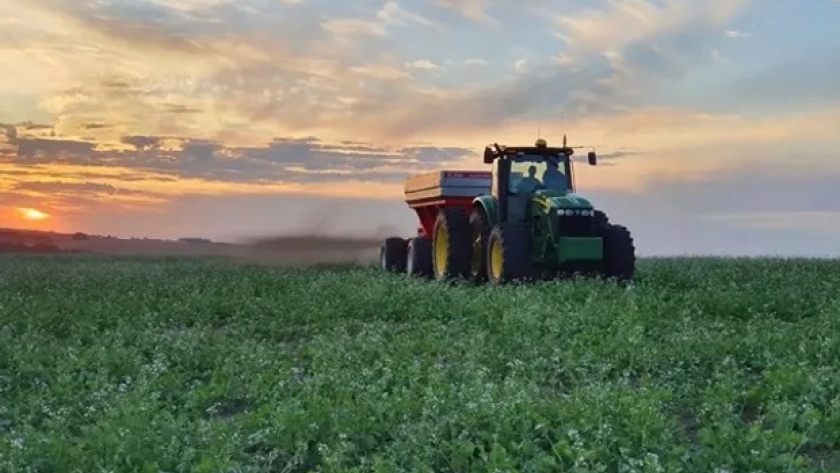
601,224,635,281
432,207,471,280
379,237,407,272
468,207,491,283
486,223,531,285
406,237,432,277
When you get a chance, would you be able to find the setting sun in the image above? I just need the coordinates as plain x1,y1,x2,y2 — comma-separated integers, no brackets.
16,207,51,221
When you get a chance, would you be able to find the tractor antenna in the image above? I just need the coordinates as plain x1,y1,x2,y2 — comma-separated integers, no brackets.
563,134,567,147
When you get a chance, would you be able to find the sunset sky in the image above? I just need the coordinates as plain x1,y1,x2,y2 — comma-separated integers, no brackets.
1,0,839,256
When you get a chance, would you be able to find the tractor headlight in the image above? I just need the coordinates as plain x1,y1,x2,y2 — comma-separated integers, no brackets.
558,209,592,216
558,209,595,216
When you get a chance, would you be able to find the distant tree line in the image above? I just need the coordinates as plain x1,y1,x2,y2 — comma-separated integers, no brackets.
0,241,62,254
178,237,213,244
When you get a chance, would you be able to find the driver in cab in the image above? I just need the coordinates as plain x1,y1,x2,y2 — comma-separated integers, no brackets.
516,165,542,194
542,161,566,189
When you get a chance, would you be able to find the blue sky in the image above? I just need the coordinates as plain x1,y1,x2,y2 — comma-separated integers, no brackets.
1,0,839,256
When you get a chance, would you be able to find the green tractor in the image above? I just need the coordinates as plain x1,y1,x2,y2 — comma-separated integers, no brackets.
432,137,636,284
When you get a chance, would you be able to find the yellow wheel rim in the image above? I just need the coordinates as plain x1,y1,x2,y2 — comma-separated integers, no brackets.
489,238,503,279
434,224,448,275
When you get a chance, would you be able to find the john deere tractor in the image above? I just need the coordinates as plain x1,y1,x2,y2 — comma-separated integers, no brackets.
382,137,636,285
418,137,635,284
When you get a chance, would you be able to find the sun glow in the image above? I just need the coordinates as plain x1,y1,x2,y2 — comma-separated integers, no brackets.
16,207,50,221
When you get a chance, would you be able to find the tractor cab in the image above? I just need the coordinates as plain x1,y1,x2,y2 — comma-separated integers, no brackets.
484,137,596,225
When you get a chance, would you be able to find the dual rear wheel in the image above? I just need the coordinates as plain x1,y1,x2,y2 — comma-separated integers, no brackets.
379,207,495,281
430,206,530,284
379,207,472,280
468,206,531,284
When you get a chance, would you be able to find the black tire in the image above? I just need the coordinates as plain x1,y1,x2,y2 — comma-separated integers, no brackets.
594,210,609,229
432,207,471,280
379,237,407,272
406,237,432,278
601,224,635,281
468,206,491,283
486,223,531,285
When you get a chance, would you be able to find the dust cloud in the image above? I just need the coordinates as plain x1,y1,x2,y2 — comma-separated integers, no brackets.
220,205,411,267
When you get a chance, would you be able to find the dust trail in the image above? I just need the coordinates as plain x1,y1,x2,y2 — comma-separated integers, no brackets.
227,204,409,267
234,234,384,267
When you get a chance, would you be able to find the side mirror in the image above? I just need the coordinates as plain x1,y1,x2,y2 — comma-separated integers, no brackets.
483,147,494,164
587,151,597,166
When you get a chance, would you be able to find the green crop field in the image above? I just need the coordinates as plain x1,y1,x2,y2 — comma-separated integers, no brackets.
2,255,840,472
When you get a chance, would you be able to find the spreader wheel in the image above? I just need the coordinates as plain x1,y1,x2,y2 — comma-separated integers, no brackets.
379,237,407,272
486,223,531,285
601,224,635,281
432,207,471,280
406,237,432,278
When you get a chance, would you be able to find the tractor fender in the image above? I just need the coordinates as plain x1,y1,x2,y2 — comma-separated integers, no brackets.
471,195,498,226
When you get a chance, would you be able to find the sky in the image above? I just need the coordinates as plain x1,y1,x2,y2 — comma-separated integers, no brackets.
1,0,839,256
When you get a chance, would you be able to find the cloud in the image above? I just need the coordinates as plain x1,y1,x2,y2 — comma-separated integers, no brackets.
6,0,828,149
405,60,439,70
7,132,478,187
322,18,388,40
553,0,752,50
377,1,433,26
0,121,480,213
724,29,751,38
434,0,495,24
12,1,451,145
12,180,162,205
328,0,762,141
686,42,840,114
3,0,419,140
